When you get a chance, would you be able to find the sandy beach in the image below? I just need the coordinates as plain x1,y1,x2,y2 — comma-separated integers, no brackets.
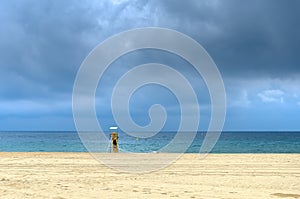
0,153,299,199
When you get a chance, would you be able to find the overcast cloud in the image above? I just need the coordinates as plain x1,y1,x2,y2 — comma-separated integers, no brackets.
0,0,299,130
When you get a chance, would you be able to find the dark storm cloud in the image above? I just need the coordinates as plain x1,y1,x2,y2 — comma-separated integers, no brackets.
0,0,106,100
0,0,159,101
1,0,299,101
152,0,300,76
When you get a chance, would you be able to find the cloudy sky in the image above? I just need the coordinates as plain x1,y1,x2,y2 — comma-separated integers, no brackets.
0,0,299,131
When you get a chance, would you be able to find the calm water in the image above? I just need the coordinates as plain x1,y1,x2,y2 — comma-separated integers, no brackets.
0,131,299,153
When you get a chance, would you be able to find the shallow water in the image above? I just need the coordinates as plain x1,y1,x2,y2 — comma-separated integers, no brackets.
0,131,299,153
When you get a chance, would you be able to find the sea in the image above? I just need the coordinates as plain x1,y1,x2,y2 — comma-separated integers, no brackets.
0,131,299,153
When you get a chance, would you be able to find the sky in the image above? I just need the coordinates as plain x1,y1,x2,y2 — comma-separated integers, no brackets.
0,0,299,131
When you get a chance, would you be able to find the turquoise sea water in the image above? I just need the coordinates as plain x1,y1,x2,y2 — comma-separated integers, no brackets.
0,131,299,153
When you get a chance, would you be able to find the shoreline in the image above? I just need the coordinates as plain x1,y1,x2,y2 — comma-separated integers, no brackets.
1,151,300,155
0,153,299,198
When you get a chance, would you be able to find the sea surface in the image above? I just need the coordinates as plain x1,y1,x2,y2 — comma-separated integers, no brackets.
0,131,299,153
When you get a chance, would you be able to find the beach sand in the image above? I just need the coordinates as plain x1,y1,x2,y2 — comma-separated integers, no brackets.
0,153,299,199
